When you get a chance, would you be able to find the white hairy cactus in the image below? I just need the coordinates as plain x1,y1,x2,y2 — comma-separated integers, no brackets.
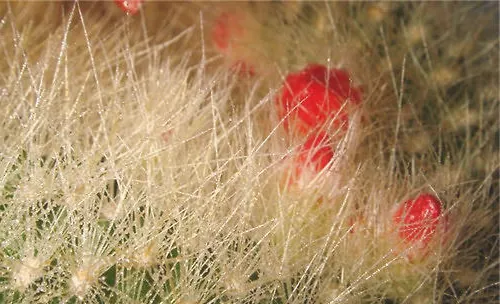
0,2,498,303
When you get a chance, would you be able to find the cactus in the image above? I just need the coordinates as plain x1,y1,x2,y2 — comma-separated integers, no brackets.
0,1,498,303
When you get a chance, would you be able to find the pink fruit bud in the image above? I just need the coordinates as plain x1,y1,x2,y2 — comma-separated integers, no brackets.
114,0,144,15
212,12,245,53
211,11,254,76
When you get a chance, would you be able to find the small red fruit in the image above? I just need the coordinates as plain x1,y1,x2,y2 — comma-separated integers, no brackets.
277,64,362,135
297,132,334,173
285,132,334,188
393,193,444,246
114,0,144,15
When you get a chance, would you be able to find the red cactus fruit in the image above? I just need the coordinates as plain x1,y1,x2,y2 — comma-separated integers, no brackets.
297,132,334,173
393,193,444,247
114,0,144,15
277,64,362,135
285,132,334,188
